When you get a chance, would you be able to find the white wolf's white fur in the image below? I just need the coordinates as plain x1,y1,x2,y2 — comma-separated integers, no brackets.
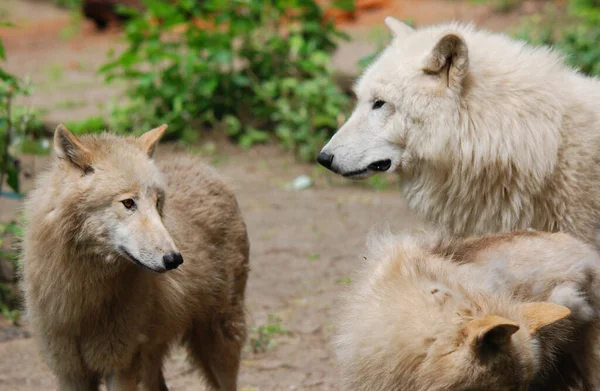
321,18,600,246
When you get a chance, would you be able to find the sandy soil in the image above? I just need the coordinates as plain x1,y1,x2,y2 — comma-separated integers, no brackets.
0,1,525,389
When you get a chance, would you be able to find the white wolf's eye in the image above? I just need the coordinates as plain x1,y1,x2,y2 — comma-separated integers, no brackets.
372,100,385,110
121,199,136,210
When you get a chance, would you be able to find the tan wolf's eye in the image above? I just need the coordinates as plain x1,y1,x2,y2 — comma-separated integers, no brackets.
121,199,135,209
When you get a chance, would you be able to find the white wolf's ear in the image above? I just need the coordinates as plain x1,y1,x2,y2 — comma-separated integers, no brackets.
423,33,469,89
519,302,571,335
138,124,168,158
54,124,94,173
384,16,414,39
465,315,520,352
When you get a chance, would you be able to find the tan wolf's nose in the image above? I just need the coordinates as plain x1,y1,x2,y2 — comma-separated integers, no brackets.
163,252,184,270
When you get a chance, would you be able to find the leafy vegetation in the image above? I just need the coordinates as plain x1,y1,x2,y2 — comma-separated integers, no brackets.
469,0,524,13
100,0,352,161
52,0,83,10
517,0,600,77
0,22,46,322
249,314,289,353
65,115,108,135
0,221,22,325
0,22,48,197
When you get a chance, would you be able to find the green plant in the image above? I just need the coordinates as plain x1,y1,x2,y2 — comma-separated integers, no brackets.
335,277,352,285
60,11,84,41
0,221,20,266
469,0,523,12
101,0,352,160
1,77,48,196
516,0,600,77
65,115,109,135
250,314,289,353
0,221,22,324
357,19,415,71
53,0,83,10
1,22,32,196
366,175,390,191
1,24,45,322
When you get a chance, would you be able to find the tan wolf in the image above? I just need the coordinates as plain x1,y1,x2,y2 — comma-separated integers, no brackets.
20,124,250,390
335,230,600,390
318,17,600,248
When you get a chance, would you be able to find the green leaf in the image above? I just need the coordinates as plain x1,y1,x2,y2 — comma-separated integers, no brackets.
231,74,250,87
6,222,22,236
173,95,184,114
224,115,242,136
198,77,219,96
211,50,233,65
6,163,20,194
332,0,355,11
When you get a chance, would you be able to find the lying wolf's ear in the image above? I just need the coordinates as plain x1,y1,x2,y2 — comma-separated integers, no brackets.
519,302,571,335
138,124,168,158
54,124,94,173
384,16,414,39
465,315,520,351
423,33,469,89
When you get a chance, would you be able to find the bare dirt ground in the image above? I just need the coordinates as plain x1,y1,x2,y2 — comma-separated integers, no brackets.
0,1,525,389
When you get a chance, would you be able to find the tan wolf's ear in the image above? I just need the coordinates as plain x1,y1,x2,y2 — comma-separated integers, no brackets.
54,124,94,173
384,16,414,39
138,124,168,158
465,315,520,351
422,33,469,88
519,302,571,335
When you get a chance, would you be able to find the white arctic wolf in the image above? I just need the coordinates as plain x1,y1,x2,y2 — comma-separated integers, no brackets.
318,17,600,247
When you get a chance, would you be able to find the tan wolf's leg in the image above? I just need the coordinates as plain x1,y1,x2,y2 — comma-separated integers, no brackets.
57,375,100,391
186,314,246,391
140,346,169,391
42,335,99,391
106,369,138,391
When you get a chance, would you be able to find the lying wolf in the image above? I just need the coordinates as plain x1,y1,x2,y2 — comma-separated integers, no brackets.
318,17,600,247
335,230,600,390
21,124,250,390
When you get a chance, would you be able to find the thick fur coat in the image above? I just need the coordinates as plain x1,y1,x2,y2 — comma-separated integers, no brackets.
20,125,250,390
319,17,600,247
335,230,600,390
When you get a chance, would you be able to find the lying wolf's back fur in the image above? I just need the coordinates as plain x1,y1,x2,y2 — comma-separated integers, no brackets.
21,132,249,389
336,230,600,390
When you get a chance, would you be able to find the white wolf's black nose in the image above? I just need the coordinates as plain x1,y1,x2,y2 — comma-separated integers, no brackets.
317,151,334,169
163,252,183,270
